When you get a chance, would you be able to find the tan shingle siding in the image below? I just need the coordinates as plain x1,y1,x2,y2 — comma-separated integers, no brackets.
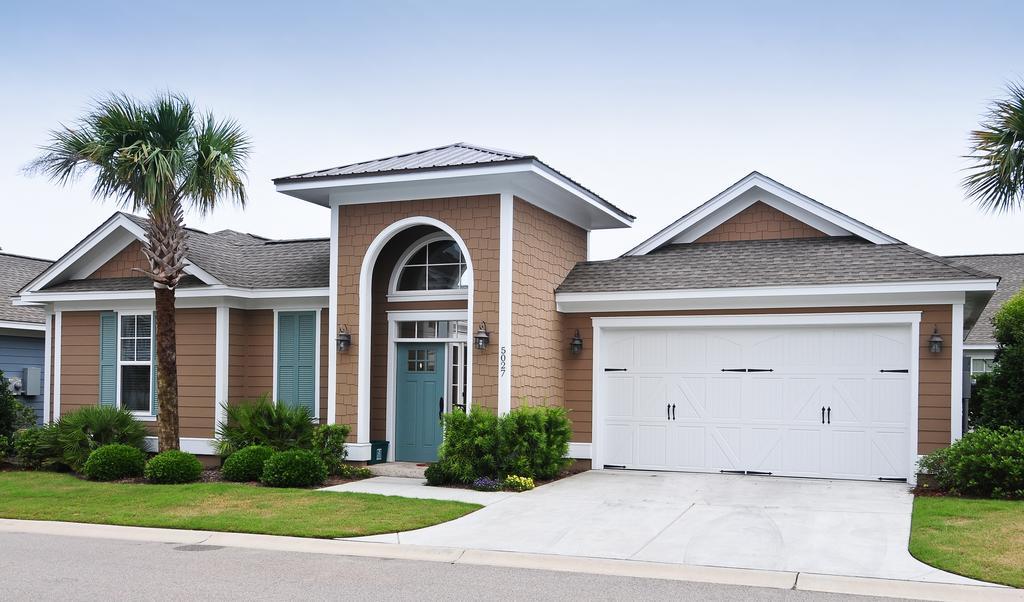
695,201,826,243
88,241,149,279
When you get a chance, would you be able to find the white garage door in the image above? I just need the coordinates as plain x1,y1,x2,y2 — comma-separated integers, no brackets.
598,324,912,480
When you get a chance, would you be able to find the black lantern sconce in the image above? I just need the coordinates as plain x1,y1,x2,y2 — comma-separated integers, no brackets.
474,321,490,350
928,326,944,354
570,329,584,355
336,325,352,352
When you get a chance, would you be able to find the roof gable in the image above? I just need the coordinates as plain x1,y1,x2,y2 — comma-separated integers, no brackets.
0,252,51,325
626,172,899,256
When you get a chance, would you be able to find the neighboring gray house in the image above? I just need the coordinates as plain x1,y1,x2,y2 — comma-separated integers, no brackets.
0,252,53,423
947,253,1024,376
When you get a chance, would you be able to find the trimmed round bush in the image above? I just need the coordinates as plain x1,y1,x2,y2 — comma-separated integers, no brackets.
919,426,1024,498
82,444,147,481
145,450,203,484
260,450,328,488
222,445,274,482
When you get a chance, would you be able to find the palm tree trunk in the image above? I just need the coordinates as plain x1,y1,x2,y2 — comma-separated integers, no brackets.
155,285,180,451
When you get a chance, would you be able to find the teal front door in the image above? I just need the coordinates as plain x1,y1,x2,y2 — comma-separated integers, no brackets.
395,343,446,462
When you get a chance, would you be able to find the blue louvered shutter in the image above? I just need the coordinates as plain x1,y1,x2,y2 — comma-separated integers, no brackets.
150,312,158,415
277,313,298,409
99,312,117,407
296,312,317,417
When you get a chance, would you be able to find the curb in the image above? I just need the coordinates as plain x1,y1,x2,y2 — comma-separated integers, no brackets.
0,519,1017,601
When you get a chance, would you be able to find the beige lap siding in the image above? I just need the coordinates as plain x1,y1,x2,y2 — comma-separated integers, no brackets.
336,196,500,438
227,309,274,404
510,198,588,409
563,305,953,455
58,311,101,416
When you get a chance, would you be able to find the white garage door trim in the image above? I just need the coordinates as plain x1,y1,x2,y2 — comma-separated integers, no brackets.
591,312,922,483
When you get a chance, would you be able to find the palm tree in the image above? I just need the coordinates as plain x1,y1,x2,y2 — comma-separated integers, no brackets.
964,82,1024,212
30,93,250,451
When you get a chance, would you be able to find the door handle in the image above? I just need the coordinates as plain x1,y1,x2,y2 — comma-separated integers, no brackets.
671,404,676,420
821,406,826,424
439,397,444,422
666,403,670,420
827,406,831,424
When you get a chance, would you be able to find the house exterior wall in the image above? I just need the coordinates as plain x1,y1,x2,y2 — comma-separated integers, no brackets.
0,334,45,424
88,240,149,278
336,195,501,435
228,309,274,404
695,201,827,243
175,308,216,438
562,305,953,454
58,310,101,417
510,198,587,408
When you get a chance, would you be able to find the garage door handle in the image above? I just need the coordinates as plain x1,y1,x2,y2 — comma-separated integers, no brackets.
671,404,676,420
666,404,671,420
827,406,831,424
880,369,909,373
604,368,628,372
821,406,826,424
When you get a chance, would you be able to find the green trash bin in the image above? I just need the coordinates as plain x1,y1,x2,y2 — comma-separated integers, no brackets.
368,440,389,465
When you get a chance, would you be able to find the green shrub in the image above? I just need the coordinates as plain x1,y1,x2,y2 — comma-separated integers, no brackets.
312,423,350,475
82,444,147,481
260,450,328,488
973,291,1024,429
336,464,372,480
0,370,36,439
221,445,274,482
429,404,572,485
0,434,10,458
13,425,58,469
215,395,315,457
52,406,147,472
503,475,535,492
145,450,203,484
919,427,1024,498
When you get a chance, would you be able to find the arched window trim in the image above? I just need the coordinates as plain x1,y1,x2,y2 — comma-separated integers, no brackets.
387,233,470,303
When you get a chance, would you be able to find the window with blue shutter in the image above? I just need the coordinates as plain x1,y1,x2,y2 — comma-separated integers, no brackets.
277,311,317,417
99,312,117,407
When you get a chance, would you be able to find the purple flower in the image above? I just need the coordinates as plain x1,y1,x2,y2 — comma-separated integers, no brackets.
472,476,501,491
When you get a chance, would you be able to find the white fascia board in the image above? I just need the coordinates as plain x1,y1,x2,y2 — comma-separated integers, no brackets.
20,286,329,304
592,312,923,329
556,280,993,313
276,162,632,230
0,320,46,332
626,173,897,256
963,344,997,351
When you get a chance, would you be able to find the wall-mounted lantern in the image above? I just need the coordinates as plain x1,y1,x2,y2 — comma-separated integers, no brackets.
570,329,584,355
337,325,352,352
929,326,944,354
474,321,490,350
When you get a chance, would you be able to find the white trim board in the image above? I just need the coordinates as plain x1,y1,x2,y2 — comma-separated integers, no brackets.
214,306,230,435
143,437,217,456
0,320,46,332
626,171,898,256
19,286,329,305
497,192,513,415
589,311,923,485
951,303,964,442
327,204,339,425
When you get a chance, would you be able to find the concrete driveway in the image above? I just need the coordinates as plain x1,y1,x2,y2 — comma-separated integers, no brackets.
354,470,980,584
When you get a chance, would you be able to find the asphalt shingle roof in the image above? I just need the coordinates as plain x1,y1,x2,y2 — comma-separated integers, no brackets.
946,253,1024,345
558,237,996,294
0,253,52,324
42,214,329,292
272,142,635,222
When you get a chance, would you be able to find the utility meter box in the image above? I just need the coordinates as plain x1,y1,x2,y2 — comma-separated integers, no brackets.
22,367,40,397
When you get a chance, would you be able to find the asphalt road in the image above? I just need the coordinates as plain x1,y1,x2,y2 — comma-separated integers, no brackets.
0,532,905,601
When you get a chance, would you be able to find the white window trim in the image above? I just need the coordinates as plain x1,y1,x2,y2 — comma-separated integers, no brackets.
116,312,155,420
589,311,923,486
386,232,469,303
272,308,323,420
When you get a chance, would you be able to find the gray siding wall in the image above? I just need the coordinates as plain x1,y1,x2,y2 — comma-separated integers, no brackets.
0,335,45,424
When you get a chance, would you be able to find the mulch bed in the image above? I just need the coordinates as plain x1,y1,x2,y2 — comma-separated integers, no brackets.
433,462,590,492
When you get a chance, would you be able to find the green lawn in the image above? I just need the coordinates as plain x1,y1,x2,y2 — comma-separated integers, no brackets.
910,496,1024,587
0,471,480,539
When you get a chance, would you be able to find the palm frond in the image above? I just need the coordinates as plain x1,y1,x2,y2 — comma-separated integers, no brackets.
964,82,1024,213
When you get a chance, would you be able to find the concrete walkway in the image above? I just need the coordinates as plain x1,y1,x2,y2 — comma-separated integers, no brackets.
349,470,989,586
321,476,515,506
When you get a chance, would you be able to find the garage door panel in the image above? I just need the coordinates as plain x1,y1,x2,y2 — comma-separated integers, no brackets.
709,377,742,419
604,423,634,466
606,376,634,418
600,323,912,480
637,424,668,467
746,377,784,421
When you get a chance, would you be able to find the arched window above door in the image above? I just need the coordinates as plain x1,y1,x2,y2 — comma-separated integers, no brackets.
389,234,469,301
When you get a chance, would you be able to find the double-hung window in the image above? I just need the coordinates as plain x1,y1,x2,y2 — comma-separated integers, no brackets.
119,314,153,413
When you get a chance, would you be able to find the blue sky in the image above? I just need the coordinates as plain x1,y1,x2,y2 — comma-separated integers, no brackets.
2,1,1022,260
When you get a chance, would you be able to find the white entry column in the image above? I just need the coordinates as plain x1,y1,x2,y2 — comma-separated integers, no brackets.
498,192,514,414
